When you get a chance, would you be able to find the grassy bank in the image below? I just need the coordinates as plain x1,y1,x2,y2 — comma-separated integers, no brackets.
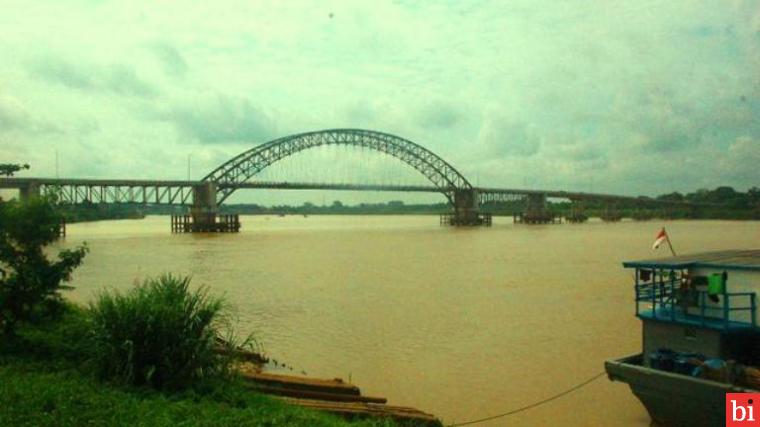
0,200,410,426
0,308,396,427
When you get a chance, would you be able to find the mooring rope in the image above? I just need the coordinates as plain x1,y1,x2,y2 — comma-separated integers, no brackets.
447,371,607,426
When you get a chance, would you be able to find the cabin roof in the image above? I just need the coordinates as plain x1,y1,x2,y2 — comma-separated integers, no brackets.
623,249,760,271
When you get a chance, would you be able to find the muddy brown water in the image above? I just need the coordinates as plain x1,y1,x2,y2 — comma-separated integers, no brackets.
57,215,760,426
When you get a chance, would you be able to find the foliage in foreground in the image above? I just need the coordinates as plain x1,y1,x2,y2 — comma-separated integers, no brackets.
89,274,237,390
0,308,396,427
0,364,396,427
0,197,87,336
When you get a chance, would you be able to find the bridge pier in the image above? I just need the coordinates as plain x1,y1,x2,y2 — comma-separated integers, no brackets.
18,182,41,201
565,199,588,223
440,189,491,226
171,182,240,233
15,182,66,238
514,193,559,224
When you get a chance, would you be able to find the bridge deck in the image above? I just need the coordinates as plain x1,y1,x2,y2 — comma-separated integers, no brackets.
0,177,705,207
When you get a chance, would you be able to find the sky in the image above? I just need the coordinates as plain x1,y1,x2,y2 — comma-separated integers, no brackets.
0,0,758,205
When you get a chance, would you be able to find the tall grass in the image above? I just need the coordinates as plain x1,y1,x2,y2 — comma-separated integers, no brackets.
89,274,232,390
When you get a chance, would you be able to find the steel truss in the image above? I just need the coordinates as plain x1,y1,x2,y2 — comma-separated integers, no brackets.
40,182,195,205
203,129,473,204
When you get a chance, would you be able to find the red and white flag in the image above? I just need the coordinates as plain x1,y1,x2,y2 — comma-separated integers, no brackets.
652,228,668,249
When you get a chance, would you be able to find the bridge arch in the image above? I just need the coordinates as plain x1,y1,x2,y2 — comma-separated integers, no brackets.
202,128,473,204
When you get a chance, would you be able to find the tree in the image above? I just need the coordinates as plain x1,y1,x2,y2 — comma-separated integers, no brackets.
657,192,684,202
0,163,30,177
0,197,88,336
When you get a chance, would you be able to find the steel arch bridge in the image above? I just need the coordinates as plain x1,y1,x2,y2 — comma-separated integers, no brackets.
202,128,472,205
0,126,712,230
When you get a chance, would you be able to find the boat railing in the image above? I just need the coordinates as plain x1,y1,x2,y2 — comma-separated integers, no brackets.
635,280,676,301
635,280,757,329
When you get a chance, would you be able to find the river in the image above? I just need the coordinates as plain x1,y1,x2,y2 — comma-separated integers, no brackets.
55,215,760,426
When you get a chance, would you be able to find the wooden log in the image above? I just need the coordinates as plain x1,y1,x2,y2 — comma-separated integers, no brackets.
246,383,387,404
279,397,442,427
240,371,361,396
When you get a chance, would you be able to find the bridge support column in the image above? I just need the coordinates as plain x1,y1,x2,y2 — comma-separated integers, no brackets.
440,189,491,226
566,199,588,223
191,182,218,231
172,182,240,233
16,182,65,238
515,193,557,224
18,182,41,201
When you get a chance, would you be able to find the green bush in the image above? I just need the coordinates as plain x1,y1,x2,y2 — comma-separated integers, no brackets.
0,197,87,337
0,304,93,367
89,274,232,390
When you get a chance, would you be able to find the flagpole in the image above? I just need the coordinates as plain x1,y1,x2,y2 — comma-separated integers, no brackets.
665,230,677,257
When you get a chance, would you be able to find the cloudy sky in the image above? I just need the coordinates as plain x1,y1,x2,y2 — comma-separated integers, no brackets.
1,0,758,205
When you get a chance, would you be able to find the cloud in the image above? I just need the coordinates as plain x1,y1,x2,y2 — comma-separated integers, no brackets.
0,95,62,135
344,100,382,125
0,0,758,202
722,135,760,182
476,112,540,158
0,95,31,131
415,102,462,129
153,94,277,144
27,56,158,97
147,42,188,77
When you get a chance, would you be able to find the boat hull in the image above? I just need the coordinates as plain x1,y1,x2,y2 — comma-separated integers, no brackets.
605,354,756,427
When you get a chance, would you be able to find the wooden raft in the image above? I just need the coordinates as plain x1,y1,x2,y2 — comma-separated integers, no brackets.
239,371,441,426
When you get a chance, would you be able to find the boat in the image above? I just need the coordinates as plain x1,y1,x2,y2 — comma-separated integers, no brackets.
606,250,760,427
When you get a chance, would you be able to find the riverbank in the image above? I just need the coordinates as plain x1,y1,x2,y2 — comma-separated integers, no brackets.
0,308,397,427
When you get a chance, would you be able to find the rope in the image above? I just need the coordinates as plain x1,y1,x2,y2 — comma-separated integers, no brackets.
448,371,607,427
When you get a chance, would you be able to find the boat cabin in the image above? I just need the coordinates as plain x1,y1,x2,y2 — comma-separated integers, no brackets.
623,249,760,366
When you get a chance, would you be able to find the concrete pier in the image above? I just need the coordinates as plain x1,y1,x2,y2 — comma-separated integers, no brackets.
600,203,622,222
170,213,240,233
566,199,588,223
441,189,491,226
515,193,560,224
18,182,41,201
172,182,241,233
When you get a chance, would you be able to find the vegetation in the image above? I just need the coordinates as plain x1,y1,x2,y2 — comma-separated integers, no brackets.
0,307,394,427
655,186,760,215
58,202,145,223
0,197,396,425
0,163,30,177
0,197,87,337
220,200,449,216
214,186,760,219
90,275,236,390
550,186,760,220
